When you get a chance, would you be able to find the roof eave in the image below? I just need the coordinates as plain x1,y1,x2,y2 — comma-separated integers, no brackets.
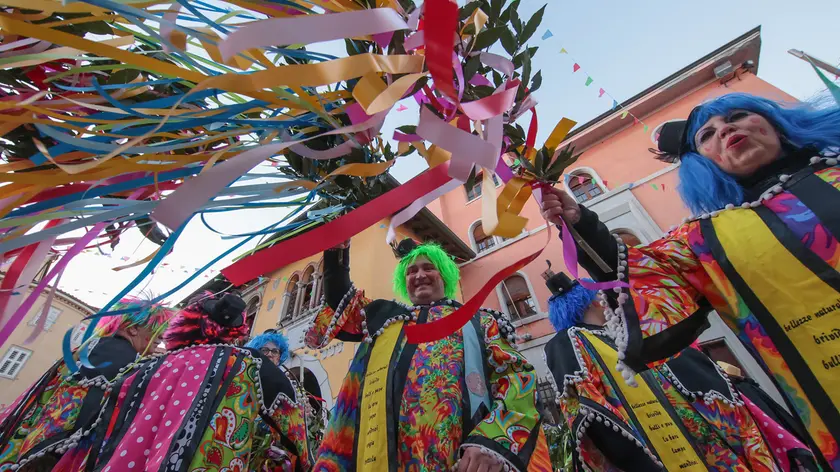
562,26,763,152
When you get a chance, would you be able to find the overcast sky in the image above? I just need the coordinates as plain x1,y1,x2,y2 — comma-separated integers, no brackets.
56,0,840,309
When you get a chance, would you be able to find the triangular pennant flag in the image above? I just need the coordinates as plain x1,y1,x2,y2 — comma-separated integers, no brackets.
661,184,666,191
560,48,568,54
598,88,606,98
620,111,628,119
541,30,554,40
651,183,659,191
603,180,609,188
396,104,408,112
633,117,639,125
612,100,618,110
643,124,649,133
584,76,593,86
577,175,585,185
573,63,580,73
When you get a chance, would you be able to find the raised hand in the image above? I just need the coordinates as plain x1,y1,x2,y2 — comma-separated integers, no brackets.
539,186,581,226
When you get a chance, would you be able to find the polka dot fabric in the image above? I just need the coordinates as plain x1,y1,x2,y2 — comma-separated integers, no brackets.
742,394,811,470
99,347,217,472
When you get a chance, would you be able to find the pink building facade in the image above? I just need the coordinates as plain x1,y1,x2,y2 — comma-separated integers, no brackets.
430,27,791,404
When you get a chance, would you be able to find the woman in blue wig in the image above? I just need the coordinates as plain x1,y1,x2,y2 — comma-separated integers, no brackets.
540,92,840,469
246,330,291,366
540,269,808,471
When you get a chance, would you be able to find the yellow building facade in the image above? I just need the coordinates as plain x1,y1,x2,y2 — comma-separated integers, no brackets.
0,286,97,407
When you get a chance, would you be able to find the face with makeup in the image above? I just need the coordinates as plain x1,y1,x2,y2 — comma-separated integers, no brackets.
694,110,782,177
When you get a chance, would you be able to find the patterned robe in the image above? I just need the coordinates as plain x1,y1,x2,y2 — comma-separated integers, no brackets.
545,325,779,471
571,159,840,470
27,344,311,472
306,248,551,471
0,336,139,471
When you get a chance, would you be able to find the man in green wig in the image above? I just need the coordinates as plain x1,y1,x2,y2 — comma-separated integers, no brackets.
305,238,552,472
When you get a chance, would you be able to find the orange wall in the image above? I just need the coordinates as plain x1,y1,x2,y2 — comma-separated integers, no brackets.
438,72,796,319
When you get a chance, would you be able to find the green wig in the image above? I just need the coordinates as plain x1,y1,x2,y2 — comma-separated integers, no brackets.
392,242,460,302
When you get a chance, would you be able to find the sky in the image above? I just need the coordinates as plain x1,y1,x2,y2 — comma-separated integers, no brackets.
55,0,840,309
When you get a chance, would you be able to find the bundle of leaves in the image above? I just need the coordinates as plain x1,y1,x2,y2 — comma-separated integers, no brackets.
276,0,547,207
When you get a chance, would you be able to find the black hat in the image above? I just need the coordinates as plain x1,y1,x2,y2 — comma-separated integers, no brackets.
650,107,701,163
202,293,246,328
541,261,579,296
393,238,419,258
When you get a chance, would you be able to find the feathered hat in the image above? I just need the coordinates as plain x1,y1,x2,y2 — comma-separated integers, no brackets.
163,291,250,350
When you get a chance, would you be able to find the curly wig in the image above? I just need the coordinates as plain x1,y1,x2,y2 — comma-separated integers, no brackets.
93,296,174,340
547,279,598,332
245,332,290,364
392,242,460,302
163,291,250,351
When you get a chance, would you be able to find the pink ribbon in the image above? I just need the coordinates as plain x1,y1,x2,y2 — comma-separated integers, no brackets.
289,139,358,160
151,107,391,230
531,182,628,291
0,37,38,53
0,40,51,58
416,107,497,181
393,131,422,142
386,166,462,243
460,80,519,121
220,8,409,61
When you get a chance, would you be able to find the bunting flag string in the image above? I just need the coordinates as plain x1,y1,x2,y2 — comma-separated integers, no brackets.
556,44,650,131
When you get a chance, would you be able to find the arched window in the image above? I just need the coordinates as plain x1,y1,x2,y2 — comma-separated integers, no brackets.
568,171,603,203
464,173,500,201
472,222,497,252
283,274,300,321
301,265,316,313
499,274,538,321
612,229,642,247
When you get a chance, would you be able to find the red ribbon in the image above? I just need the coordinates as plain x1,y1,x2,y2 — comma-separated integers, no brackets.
424,0,459,101
222,164,452,285
406,225,552,344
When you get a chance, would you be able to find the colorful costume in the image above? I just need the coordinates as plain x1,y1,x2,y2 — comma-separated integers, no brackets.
542,271,780,471
569,94,840,469
719,363,819,471
305,240,551,471
0,298,173,472
30,292,311,472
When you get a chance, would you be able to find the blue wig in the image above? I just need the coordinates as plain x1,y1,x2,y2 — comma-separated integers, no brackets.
678,93,840,215
245,332,290,364
547,279,598,332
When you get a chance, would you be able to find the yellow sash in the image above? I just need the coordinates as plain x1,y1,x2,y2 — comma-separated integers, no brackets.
712,210,840,431
583,332,706,472
356,321,403,471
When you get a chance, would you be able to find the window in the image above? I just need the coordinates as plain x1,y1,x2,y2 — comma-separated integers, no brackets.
472,223,497,252
266,299,275,311
537,377,561,424
569,172,603,203
301,266,316,311
465,173,500,201
70,322,89,350
499,275,538,320
612,230,642,247
273,279,281,290
0,346,32,379
283,275,300,321
699,340,747,377
29,306,61,330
